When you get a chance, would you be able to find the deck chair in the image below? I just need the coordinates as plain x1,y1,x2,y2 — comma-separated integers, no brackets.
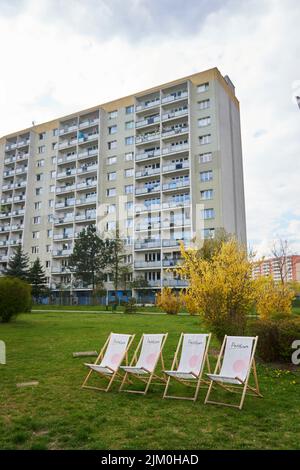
163,333,211,401
82,332,135,392
204,335,262,410
119,333,168,395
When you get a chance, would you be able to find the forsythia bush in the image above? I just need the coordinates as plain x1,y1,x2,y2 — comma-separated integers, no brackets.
0,277,31,323
254,276,294,319
177,239,255,339
156,287,181,315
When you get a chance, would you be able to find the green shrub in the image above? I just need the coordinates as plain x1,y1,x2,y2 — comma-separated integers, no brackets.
0,277,31,323
123,298,137,314
248,317,300,362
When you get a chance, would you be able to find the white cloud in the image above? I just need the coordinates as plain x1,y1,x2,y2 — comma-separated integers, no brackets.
0,0,299,257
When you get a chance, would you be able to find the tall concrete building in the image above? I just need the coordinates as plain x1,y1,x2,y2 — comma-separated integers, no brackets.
0,67,246,303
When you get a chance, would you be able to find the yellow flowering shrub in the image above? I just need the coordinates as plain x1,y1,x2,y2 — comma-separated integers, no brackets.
254,276,294,319
156,287,181,315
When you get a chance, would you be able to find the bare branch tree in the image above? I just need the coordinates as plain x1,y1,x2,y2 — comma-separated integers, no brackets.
271,239,292,284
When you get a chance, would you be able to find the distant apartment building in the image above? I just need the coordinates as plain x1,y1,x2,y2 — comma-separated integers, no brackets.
252,255,300,282
0,67,246,302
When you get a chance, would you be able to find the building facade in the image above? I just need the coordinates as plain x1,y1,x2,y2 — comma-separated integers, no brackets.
252,255,300,283
0,67,246,302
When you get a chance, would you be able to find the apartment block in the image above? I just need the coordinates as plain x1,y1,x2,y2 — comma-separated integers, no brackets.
0,67,246,302
252,255,300,282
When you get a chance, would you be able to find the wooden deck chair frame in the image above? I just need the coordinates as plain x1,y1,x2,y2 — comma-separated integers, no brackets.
163,333,212,402
81,332,135,392
204,335,262,410
119,333,168,395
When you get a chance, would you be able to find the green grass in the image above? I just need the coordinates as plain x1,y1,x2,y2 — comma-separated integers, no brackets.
0,312,299,450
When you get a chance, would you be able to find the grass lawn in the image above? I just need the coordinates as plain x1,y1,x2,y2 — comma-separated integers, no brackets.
0,312,299,450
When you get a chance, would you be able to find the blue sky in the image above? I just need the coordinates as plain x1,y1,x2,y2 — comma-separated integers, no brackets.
0,0,299,257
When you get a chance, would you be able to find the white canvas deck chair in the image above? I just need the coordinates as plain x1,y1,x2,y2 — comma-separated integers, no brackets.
119,333,168,395
204,335,262,410
82,333,135,392
163,333,211,401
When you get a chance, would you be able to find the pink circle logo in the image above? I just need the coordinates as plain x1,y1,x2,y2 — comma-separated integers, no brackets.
146,353,157,366
189,355,200,368
233,359,246,373
111,353,121,365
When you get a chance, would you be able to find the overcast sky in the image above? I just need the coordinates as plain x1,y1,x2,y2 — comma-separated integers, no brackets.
0,0,299,257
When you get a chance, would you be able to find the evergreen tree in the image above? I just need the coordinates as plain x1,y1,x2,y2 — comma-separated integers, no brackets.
109,229,129,301
6,245,30,281
28,258,47,301
68,225,113,290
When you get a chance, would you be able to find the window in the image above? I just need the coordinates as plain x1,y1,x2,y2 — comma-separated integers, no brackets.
107,221,116,231
32,246,39,254
108,140,117,150
198,99,210,110
50,185,55,193
198,116,211,127
203,228,215,239
39,132,46,140
125,152,133,161
199,134,211,145
124,168,134,178
50,170,56,179
46,261,50,268
36,173,43,182
125,184,133,194
52,143,57,150
125,105,134,114
47,229,53,238
126,218,133,228
107,156,117,165
125,201,133,211
108,171,116,181
36,159,44,167
200,170,213,182
125,136,134,145
48,199,54,208
34,201,41,210
125,121,134,130
107,204,116,213
108,110,118,119
33,216,41,224
48,214,53,223
197,82,209,93
200,189,213,200
53,128,58,136
36,188,43,196
199,152,212,163
108,125,117,134
107,188,116,197
51,156,57,165
46,245,51,253
38,145,46,154
32,231,40,239
202,208,215,219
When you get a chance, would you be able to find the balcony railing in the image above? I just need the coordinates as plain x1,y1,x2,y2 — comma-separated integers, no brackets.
79,118,99,129
136,115,160,128
57,168,76,179
0,225,11,232
11,224,24,231
76,181,97,190
163,278,188,287
54,216,74,225
162,199,190,210
77,164,98,174
162,238,190,248
58,138,77,149
75,214,96,221
57,154,78,164
55,199,75,209
59,124,78,135
162,259,182,267
78,133,99,144
52,249,73,257
53,233,73,240
135,185,160,196
135,167,160,179
162,143,189,155
136,99,160,112
161,126,189,139
135,149,160,161
134,239,161,250
134,261,161,269
162,108,188,121
76,196,97,205
136,132,160,144
135,221,161,231
56,184,76,194
162,179,190,191
161,90,188,104
0,212,11,218
78,148,98,159
162,161,189,173
135,202,161,214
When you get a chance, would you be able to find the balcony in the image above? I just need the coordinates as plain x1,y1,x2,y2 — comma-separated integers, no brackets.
163,278,188,287
13,195,26,202
15,166,28,175
78,133,99,145
0,240,9,246
14,181,27,190
5,142,17,151
55,199,75,209
75,213,96,222
12,209,25,217
162,199,190,210
77,164,98,175
4,156,16,164
76,196,97,206
162,179,190,192
3,169,15,177
161,90,188,104
162,143,189,156
134,239,161,250
135,184,160,196
57,168,76,179
134,261,161,269
0,212,11,219
0,225,11,232
161,126,189,139
147,280,161,287
136,115,160,129
17,139,30,148
54,215,74,225
52,249,73,257
136,132,160,145
162,219,190,229
162,238,190,248
53,233,74,240
58,138,77,150
136,98,160,112
2,184,13,192
10,239,22,246
162,108,188,121
57,154,78,165
162,258,182,267
51,266,70,274
162,160,189,173
76,181,97,191
135,167,160,179
59,124,78,136
0,255,8,262
56,184,76,194
11,224,24,231
135,149,160,162
135,221,161,231
1,197,13,205
135,202,161,214
78,148,98,160
79,118,99,129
